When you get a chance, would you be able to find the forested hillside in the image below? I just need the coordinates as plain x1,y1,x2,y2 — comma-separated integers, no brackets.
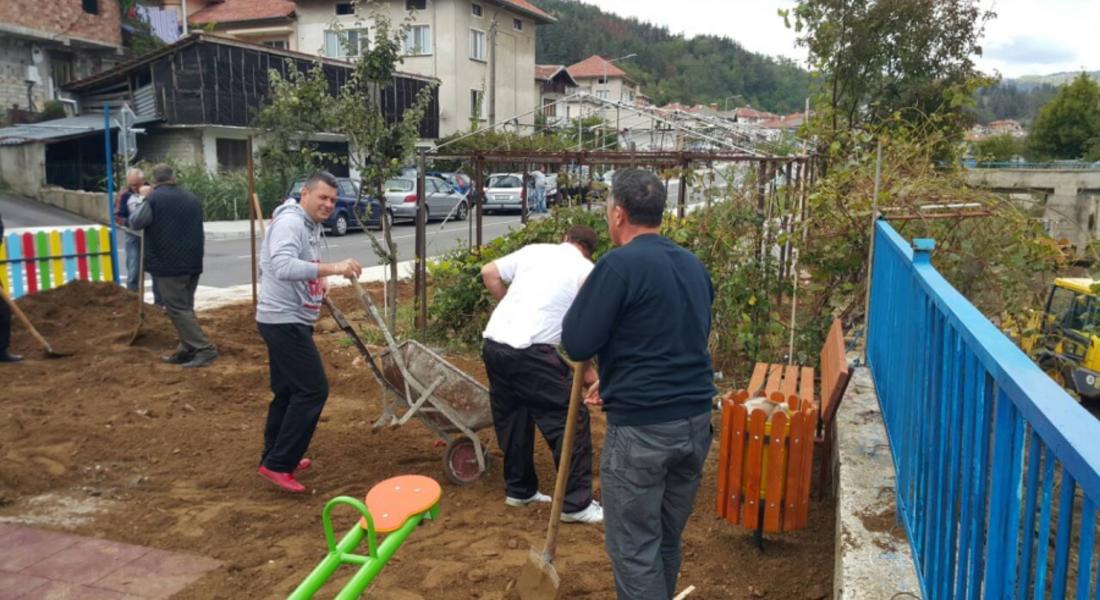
534,0,813,113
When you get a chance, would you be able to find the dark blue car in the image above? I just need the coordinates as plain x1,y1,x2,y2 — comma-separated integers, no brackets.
287,177,382,236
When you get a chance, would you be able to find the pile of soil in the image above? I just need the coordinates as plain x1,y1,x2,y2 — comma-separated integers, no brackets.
1,281,835,599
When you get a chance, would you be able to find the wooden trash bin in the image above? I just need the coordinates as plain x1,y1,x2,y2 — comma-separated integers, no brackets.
716,389,818,533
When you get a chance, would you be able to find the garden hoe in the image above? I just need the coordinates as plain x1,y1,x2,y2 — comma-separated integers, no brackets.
126,234,145,345
0,284,72,358
517,359,589,600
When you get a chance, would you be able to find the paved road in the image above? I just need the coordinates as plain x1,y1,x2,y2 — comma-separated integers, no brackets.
0,192,94,229
191,212,532,288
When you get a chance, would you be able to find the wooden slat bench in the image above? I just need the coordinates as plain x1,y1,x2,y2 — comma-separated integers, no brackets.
715,318,852,533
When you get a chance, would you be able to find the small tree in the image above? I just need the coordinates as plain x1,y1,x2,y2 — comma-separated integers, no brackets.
254,2,436,330
1027,73,1100,161
973,133,1022,163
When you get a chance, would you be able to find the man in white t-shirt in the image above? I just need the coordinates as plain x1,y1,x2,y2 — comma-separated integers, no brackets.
480,224,603,524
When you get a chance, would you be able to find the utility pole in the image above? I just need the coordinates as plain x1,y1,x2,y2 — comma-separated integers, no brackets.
488,19,497,126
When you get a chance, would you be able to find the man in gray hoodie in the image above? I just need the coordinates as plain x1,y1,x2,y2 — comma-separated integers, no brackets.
256,171,362,493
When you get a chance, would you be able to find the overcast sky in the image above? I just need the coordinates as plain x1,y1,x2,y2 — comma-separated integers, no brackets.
582,0,1100,79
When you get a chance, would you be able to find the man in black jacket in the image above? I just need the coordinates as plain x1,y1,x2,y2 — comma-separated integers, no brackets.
562,169,715,600
131,164,217,368
0,212,22,363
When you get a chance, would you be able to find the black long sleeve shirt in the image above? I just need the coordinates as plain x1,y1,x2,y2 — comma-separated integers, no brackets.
562,234,715,426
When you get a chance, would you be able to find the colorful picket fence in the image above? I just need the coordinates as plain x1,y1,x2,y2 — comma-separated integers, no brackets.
0,226,114,299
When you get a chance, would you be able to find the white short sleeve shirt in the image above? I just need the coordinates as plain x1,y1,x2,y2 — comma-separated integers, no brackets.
482,242,593,349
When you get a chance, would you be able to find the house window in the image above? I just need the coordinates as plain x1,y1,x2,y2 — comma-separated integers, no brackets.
471,3,482,17
82,0,98,14
324,29,367,58
596,90,609,100
403,24,431,55
261,39,288,50
406,0,426,10
216,138,248,171
542,97,556,118
622,89,634,103
469,29,486,61
513,18,523,31
335,2,353,15
470,89,485,120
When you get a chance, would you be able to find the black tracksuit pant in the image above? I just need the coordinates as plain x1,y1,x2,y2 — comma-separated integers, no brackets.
258,322,329,472
482,339,593,513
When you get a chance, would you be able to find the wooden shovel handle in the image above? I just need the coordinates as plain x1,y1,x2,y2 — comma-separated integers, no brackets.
541,359,590,562
0,284,52,351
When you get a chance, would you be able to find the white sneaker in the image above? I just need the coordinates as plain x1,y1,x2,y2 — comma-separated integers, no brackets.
561,500,603,524
505,491,552,507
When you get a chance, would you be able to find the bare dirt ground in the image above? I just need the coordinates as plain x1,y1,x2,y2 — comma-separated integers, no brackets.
0,282,834,599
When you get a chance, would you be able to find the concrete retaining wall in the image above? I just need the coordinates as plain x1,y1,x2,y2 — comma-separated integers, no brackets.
0,142,46,197
834,367,922,598
36,187,109,225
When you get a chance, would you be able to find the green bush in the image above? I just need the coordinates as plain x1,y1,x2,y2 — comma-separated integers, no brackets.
427,197,793,378
135,161,292,221
39,101,66,121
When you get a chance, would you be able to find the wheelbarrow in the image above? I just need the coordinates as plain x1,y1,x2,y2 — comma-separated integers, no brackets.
325,281,494,485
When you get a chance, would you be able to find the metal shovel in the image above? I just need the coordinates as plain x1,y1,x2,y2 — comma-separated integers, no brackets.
517,359,590,600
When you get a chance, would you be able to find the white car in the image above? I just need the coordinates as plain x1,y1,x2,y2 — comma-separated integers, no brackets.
383,177,469,222
482,173,534,214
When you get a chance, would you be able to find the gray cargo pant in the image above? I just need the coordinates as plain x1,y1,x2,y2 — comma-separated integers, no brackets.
158,274,213,353
601,411,712,600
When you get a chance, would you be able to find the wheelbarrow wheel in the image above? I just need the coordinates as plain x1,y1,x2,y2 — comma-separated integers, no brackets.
444,437,484,486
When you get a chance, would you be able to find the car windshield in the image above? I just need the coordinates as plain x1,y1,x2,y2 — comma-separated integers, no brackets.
385,179,414,192
289,180,305,196
489,176,522,188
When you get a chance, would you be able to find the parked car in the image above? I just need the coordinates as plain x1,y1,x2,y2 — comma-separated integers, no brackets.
482,173,534,214
286,177,381,236
383,176,469,222
423,171,470,194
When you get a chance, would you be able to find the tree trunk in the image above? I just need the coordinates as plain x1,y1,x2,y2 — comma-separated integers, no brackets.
384,209,398,332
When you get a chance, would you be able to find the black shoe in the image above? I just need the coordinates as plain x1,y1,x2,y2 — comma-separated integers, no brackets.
0,351,23,363
161,350,196,364
182,349,218,369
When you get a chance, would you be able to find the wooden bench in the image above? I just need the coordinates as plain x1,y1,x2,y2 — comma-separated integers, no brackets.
715,319,851,533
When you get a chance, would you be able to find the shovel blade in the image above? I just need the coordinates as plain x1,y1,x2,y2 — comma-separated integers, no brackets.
517,549,561,600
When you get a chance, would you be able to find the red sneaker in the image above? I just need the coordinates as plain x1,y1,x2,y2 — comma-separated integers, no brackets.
258,466,306,493
295,458,312,473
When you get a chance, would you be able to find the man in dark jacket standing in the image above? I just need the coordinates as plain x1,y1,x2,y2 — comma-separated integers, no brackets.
130,164,217,368
562,169,715,600
0,212,22,363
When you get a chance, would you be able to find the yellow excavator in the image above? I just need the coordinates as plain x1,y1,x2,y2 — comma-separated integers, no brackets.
1012,278,1100,401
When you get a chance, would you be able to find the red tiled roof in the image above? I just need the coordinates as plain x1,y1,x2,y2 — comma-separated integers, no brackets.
535,64,564,80
503,0,555,23
189,0,295,25
567,55,627,80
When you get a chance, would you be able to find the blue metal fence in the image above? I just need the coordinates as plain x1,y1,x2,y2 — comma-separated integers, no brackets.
867,219,1100,599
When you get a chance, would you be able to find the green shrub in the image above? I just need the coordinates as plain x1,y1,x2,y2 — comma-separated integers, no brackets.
427,198,793,377
39,101,66,121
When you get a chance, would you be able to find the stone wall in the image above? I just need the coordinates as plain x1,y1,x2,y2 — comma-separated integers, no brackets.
36,187,109,225
0,142,46,197
139,129,204,166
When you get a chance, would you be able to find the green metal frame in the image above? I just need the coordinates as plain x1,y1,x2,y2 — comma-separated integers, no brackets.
288,495,440,600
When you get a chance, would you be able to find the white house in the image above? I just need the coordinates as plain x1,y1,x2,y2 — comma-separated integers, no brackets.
182,0,554,136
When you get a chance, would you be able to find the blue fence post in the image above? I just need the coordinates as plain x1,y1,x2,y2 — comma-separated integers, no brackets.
103,105,120,286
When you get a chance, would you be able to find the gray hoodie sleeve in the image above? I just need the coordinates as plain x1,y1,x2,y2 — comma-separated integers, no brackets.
268,218,319,281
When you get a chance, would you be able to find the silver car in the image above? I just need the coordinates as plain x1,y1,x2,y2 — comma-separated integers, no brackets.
383,177,469,222
482,173,534,214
